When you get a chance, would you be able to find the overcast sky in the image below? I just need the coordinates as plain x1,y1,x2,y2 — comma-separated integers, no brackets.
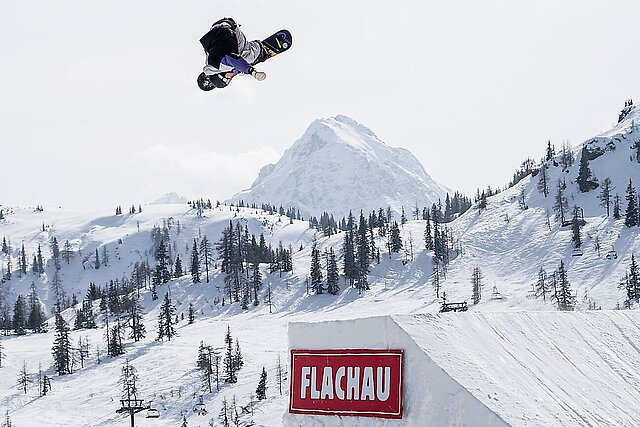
1,1,639,210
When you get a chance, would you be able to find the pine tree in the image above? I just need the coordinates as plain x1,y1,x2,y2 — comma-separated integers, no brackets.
251,255,262,306
546,140,556,161
77,336,90,368
199,236,213,283
174,255,183,278
51,311,71,375
424,211,433,250
560,141,574,169
309,240,323,294
50,237,61,271
127,294,146,342
107,281,121,314
224,326,237,383
355,212,370,292
571,206,582,248
576,146,599,192
1,411,12,427
219,397,230,427
109,317,125,357
553,179,569,223
326,248,340,295
537,164,549,197
62,240,75,265
390,222,403,252
625,179,638,227
120,358,139,403
536,267,548,301
19,245,27,276
599,177,614,216
36,244,45,275
275,353,285,395
556,261,575,311
188,303,195,324
614,193,622,219
0,340,5,368
94,248,100,269
31,255,38,275
190,239,201,283
157,293,176,341
197,341,215,393
626,254,640,302
471,267,483,305
0,307,11,336
342,213,357,287
17,361,29,394
155,240,171,283
4,259,11,281
12,295,26,335
233,339,244,371
256,367,267,400
478,191,488,210
27,283,46,333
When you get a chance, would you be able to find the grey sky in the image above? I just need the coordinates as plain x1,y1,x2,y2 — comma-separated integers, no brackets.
1,0,638,209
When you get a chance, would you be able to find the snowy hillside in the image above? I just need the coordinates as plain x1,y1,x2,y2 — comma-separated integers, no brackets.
435,103,640,310
230,115,451,219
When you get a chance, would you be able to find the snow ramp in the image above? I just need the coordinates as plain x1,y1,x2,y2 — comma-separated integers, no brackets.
283,312,640,426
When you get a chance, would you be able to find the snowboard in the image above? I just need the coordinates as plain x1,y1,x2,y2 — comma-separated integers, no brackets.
197,29,292,91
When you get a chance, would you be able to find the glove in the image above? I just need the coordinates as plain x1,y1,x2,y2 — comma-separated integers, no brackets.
251,69,267,81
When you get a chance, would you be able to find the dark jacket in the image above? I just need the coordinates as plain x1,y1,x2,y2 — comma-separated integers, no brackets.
200,20,238,68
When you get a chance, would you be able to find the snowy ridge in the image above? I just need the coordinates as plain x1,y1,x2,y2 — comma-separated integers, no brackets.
230,115,451,218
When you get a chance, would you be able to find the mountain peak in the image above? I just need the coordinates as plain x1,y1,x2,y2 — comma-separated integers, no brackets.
230,116,450,218
309,115,383,148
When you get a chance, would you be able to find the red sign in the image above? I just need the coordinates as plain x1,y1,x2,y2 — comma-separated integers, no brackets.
289,349,403,419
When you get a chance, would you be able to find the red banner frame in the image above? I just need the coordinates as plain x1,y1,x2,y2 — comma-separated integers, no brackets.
289,349,403,419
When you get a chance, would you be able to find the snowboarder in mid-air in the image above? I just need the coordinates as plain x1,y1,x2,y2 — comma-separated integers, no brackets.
198,18,292,91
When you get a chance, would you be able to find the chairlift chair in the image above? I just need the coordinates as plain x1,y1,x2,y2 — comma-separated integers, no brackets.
526,285,537,299
606,249,618,259
571,248,583,257
491,286,503,300
193,396,208,416
146,408,160,418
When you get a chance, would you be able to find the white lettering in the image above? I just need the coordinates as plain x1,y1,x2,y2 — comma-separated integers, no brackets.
335,367,345,400
310,367,320,399
320,367,334,399
376,367,391,401
300,367,311,399
346,367,360,400
361,367,375,401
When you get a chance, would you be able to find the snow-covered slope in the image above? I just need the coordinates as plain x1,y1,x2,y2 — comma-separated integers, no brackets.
230,115,451,218
436,104,640,310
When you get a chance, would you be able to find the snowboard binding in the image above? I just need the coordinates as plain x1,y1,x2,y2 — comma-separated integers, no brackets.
197,72,232,91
